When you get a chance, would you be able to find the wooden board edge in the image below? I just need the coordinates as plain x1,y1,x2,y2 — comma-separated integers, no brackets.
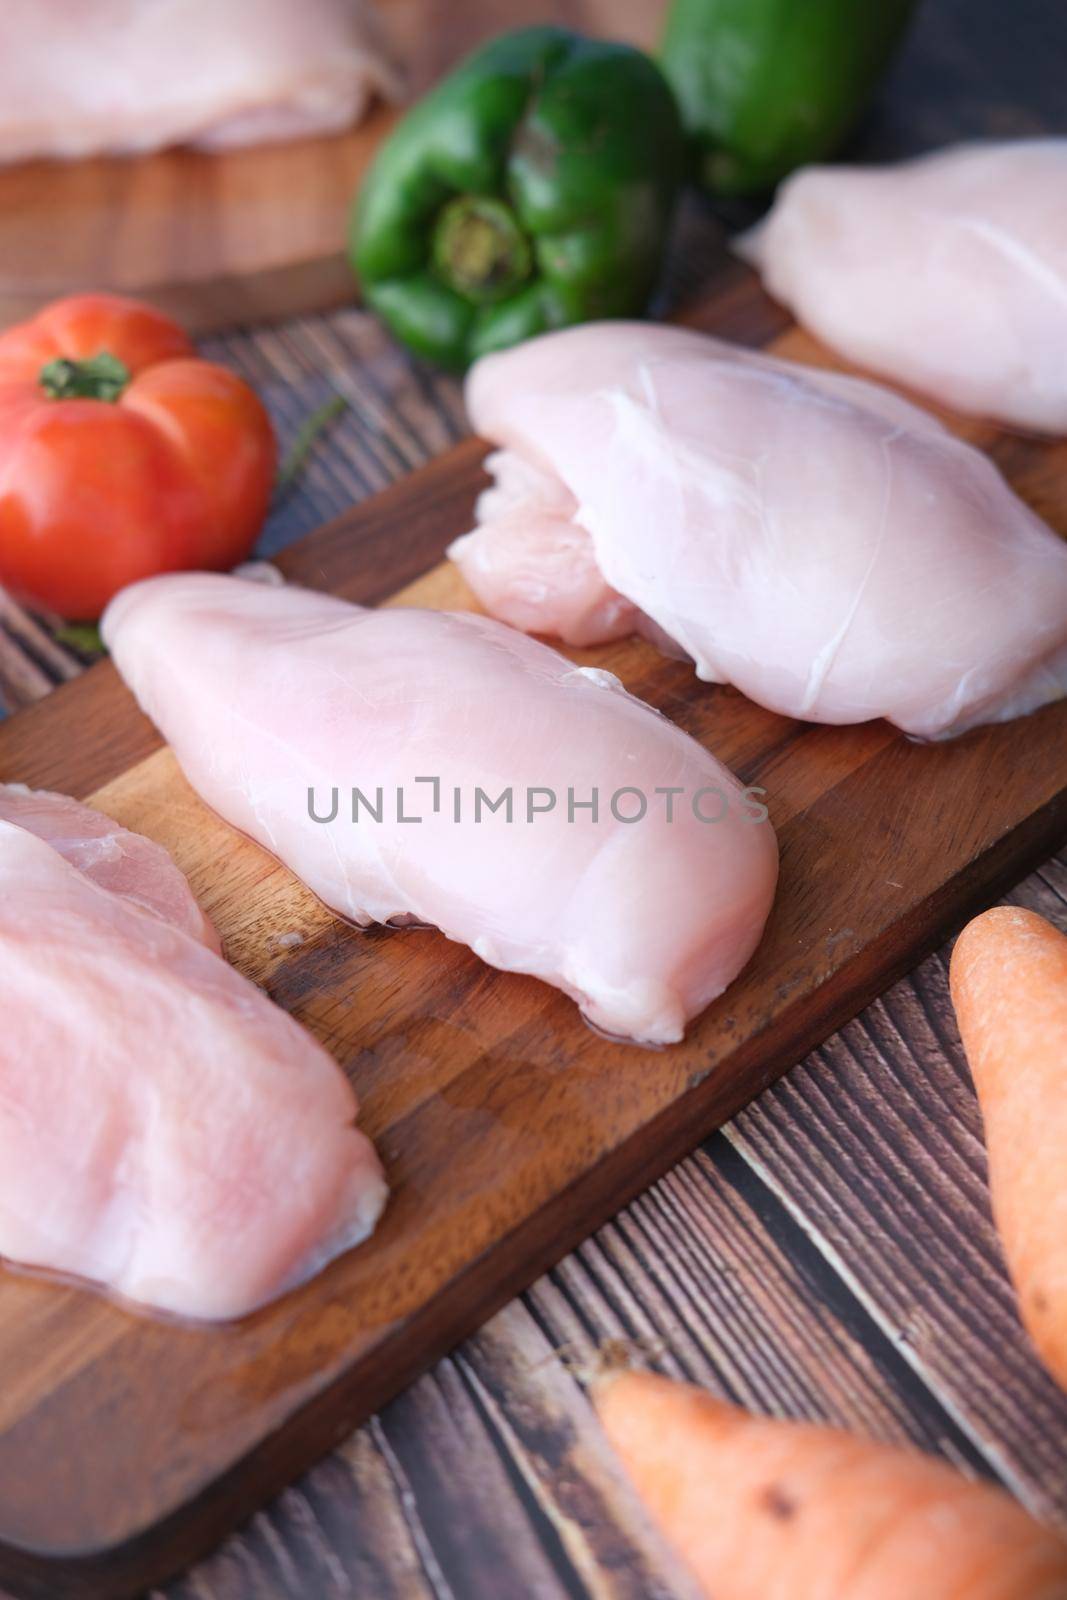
0,253,360,340
104,255,361,339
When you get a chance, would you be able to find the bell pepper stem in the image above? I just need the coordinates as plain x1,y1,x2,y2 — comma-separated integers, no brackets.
39,352,131,402
431,196,533,305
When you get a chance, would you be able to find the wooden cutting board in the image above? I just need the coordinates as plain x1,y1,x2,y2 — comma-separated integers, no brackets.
0,0,660,334
0,262,1065,1600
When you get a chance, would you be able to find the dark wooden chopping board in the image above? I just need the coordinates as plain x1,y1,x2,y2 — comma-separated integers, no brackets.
0,262,1064,1599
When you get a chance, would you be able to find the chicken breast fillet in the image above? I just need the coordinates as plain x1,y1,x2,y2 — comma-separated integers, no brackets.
0,0,398,164
737,140,1067,432
0,782,219,950
102,573,778,1046
0,814,386,1322
449,323,1067,740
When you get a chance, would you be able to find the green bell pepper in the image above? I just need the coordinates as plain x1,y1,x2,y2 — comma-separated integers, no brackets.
660,0,920,195
350,26,685,370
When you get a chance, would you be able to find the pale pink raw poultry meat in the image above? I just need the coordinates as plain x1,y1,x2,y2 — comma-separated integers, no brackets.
0,808,386,1321
102,573,778,1046
450,323,1067,740
737,140,1067,432
0,0,398,164
0,782,219,950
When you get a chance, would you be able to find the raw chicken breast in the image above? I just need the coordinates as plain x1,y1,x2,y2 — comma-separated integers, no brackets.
0,782,218,951
102,573,778,1046
0,0,398,165
451,323,1067,740
468,453,641,648
0,818,385,1321
738,140,1067,432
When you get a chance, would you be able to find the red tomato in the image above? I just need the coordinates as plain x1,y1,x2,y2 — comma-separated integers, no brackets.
0,293,277,618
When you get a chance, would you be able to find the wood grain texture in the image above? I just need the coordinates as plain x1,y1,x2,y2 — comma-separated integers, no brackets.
157,1122,1006,1600
0,127,393,334
726,851,1067,1526
0,251,1064,1596
0,0,662,333
159,848,1067,1600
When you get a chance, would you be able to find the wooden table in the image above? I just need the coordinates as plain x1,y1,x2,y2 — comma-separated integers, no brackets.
0,0,1064,1593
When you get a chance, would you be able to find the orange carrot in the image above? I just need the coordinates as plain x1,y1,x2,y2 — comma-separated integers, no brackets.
595,1369,1067,1600
950,906,1067,1391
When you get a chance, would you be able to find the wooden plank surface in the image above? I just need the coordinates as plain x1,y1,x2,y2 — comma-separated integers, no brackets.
0,1,1064,1594
0,0,661,333
0,239,1065,1595
157,855,1067,1600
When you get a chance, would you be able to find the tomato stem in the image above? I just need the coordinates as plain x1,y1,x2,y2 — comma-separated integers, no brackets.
39,352,130,402
54,622,107,656
276,393,348,494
